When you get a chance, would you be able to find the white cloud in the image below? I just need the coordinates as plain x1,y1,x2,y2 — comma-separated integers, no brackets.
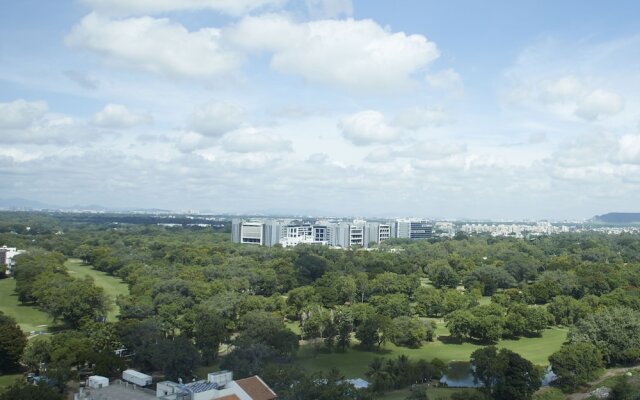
189,101,245,137
176,131,209,153
305,0,353,18
393,107,452,130
66,12,241,80
228,14,439,91
0,99,48,129
81,0,287,16
0,116,98,145
540,75,583,103
425,68,464,94
92,104,152,128
617,134,640,164
365,141,466,163
220,127,292,153
339,110,399,145
575,89,625,120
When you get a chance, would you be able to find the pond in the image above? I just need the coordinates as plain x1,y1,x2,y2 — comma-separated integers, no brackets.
439,362,557,388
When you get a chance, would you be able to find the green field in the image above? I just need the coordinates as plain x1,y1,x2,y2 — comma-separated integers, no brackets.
296,321,568,378
0,278,54,333
64,259,129,321
380,387,480,400
0,374,21,392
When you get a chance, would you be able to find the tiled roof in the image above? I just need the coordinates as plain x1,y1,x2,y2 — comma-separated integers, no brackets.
216,395,240,400
235,376,277,400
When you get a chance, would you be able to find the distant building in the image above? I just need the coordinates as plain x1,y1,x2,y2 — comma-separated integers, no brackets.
231,218,433,248
0,245,25,276
395,219,433,240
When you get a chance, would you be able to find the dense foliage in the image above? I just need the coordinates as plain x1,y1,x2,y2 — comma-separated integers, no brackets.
3,212,640,399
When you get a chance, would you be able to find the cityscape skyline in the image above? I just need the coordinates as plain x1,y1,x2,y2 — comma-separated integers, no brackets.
2,1,640,220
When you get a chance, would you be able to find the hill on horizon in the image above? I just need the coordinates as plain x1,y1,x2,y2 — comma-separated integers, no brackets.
593,212,640,224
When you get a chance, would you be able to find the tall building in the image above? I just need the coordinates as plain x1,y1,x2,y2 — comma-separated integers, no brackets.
395,219,433,240
231,218,432,247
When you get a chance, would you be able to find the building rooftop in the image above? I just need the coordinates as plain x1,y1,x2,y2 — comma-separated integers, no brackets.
235,376,277,400
187,381,219,393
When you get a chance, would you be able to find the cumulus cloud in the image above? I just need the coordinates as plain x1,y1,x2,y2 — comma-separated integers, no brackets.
339,110,399,145
66,12,241,80
227,14,439,91
176,131,209,153
91,104,152,128
617,134,640,164
575,89,625,120
189,101,245,137
0,99,48,129
1,115,98,145
393,107,452,130
365,141,466,163
305,0,353,18
540,75,582,103
81,0,287,16
425,68,464,94
220,128,292,153
506,74,625,121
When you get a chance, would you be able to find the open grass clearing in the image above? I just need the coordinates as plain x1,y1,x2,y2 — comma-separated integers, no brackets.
0,278,54,333
64,259,129,321
295,324,568,378
0,374,22,392
380,387,481,400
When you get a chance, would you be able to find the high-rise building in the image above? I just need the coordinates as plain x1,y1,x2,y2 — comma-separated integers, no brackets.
396,219,433,240
231,218,432,247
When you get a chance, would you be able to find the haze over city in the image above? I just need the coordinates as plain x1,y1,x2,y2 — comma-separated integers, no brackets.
1,0,640,220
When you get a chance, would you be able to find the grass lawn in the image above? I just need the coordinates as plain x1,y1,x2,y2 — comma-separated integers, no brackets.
295,322,568,378
64,259,129,321
532,387,566,400
0,374,22,392
380,387,480,400
0,278,54,333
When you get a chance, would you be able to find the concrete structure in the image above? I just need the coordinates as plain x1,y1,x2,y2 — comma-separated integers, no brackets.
396,219,433,240
123,369,153,387
76,371,276,400
87,376,109,389
0,245,25,275
231,218,433,248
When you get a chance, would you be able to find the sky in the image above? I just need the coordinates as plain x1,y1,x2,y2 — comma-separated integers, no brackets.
1,0,640,220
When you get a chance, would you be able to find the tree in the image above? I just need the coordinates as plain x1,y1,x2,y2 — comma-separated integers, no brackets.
471,347,542,400
356,314,392,350
569,307,640,365
547,295,590,326
0,312,27,373
333,306,353,351
33,274,109,328
369,294,411,319
414,287,445,317
22,335,53,372
463,266,516,296
389,317,434,348
549,342,603,390
236,311,299,357
429,262,460,289
157,335,200,381
190,309,228,364
0,382,63,400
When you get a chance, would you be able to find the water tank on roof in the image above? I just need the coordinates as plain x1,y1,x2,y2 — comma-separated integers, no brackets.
208,371,233,387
